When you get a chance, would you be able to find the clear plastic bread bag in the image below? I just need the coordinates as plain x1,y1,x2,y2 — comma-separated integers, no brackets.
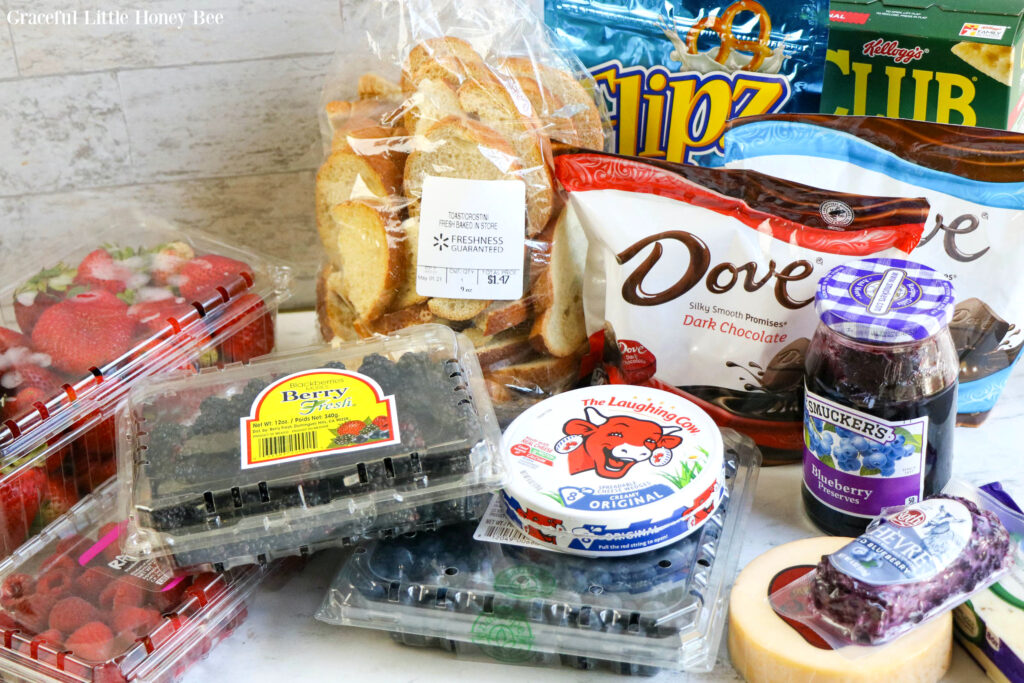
315,0,611,422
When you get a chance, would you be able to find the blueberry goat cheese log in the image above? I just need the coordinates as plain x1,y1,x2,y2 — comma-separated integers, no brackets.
812,495,1013,644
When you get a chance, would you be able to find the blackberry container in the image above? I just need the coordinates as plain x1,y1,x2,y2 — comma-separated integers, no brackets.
803,257,958,536
0,478,267,683
315,428,761,674
0,217,291,563
117,324,504,571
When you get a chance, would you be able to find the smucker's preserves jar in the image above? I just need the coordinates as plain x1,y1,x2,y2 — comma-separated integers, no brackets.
802,258,958,536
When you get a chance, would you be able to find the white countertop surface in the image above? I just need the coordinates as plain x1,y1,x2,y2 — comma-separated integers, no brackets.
183,310,1019,683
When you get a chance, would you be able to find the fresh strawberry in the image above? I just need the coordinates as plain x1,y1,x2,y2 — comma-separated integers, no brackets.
175,255,251,301
73,568,110,603
65,621,115,662
73,249,134,294
0,328,29,352
74,453,117,496
71,415,118,463
337,420,365,437
150,242,195,286
0,467,47,552
98,581,143,612
31,290,136,376
13,263,78,336
1,363,62,396
127,296,195,336
111,606,161,637
372,416,390,431
42,473,79,519
2,387,50,422
218,294,274,363
10,592,56,632
49,596,98,634
0,574,35,609
35,569,73,597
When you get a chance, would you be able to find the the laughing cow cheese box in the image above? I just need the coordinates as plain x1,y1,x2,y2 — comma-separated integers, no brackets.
500,386,726,557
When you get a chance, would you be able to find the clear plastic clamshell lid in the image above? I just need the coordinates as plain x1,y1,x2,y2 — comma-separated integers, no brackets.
118,324,503,571
501,385,726,557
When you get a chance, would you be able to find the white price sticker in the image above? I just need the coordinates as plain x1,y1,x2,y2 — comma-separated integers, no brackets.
416,176,526,300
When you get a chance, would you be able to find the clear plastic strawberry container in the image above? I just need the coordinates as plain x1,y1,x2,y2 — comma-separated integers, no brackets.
117,324,504,572
0,478,267,683
0,217,292,561
315,428,761,674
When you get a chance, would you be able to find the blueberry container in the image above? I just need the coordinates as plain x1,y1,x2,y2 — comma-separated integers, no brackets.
117,324,504,571
0,478,267,683
0,216,291,564
315,427,761,674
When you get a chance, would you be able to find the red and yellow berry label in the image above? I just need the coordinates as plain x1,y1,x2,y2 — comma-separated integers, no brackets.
240,369,400,469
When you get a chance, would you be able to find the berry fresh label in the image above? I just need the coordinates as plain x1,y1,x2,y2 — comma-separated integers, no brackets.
240,369,400,469
803,388,928,518
829,498,972,585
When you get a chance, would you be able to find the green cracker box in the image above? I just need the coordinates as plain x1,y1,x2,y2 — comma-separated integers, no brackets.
821,0,1024,131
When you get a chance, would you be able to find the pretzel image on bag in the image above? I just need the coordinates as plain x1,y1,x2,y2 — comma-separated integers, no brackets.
544,0,829,164
316,0,611,422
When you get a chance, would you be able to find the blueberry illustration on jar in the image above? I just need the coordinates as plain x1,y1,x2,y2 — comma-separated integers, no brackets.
802,258,958,536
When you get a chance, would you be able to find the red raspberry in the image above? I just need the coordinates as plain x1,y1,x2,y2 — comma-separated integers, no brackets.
49,596,99,634
73,568,111,602
10,592,56,632
372,416,390,431
112,606,162,637
0,574,35,608
336,420,365,436
33,628,63,646
40,554,80,578
150,577,189,612
95,522,124,563
53,534,87,556
98,581,144,612
65,621,115,662
36,568,73,597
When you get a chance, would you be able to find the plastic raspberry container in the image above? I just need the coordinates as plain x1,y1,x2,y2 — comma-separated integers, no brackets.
117,324,504,572
0,219,292,561
0,478,267,682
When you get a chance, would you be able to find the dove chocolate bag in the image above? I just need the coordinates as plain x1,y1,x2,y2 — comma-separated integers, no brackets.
544,0,829,164
554,149,928,463
720,114,1024,426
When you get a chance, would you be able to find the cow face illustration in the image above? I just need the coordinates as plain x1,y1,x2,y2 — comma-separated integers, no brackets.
561,407,682,479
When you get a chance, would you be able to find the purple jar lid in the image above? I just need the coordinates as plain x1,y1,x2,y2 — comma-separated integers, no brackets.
815,258,955,344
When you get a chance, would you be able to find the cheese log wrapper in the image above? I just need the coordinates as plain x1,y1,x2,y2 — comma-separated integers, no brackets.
554,148,929,461
719,114,1024,427
772,495,1013,648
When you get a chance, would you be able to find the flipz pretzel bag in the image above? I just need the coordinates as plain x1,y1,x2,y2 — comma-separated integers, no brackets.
315,0,610,421
544,0,829,165
719,114,1024,426
555,149,931,462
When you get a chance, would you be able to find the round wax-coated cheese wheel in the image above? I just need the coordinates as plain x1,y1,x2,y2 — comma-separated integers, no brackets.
729,537,952,683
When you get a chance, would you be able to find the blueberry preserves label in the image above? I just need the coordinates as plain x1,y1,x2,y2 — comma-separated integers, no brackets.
240,369,400,469
803,388,928,518
829,499,972,585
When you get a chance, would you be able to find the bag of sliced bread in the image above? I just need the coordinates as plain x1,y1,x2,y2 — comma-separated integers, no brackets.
718,115,1024,427
555,149,930,462
316,0,611,421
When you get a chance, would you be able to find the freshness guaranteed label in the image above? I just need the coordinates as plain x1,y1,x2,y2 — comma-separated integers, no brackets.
240,369,400,469
416,176,526,300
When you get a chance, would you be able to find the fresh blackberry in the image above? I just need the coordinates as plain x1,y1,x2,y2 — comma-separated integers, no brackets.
323,361,346,371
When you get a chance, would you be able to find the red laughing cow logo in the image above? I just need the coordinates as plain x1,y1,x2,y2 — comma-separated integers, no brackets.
557,407,682,480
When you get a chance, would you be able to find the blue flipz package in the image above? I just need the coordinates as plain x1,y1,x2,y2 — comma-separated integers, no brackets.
544,0,829,164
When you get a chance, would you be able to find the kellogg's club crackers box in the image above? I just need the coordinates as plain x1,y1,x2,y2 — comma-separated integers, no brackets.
545,0,829,164
822,0,1024,131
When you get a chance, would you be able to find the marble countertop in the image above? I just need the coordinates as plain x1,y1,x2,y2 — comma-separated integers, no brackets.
183,311,1016,682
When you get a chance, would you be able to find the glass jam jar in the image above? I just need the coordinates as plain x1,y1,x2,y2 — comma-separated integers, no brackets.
802,258,958,536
